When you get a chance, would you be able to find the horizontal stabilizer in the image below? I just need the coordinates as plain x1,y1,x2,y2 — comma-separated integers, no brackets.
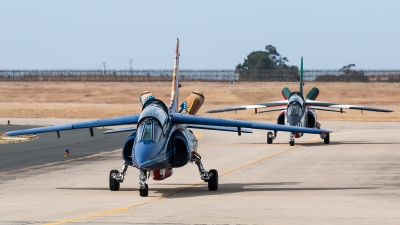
103,126,137,134
187,124,252,133
281,87,291,100
306,87,320,100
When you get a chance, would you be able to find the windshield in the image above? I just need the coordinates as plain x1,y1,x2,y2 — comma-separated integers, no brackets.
287,102,302,116
136,120,163,143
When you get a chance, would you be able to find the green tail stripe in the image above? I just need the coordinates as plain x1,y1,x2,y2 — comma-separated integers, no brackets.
299,57,303,95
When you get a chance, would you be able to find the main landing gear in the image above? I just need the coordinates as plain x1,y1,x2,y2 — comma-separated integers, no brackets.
317,122,330,144
109,162,129,191
267,130,277,144
191,151,218,191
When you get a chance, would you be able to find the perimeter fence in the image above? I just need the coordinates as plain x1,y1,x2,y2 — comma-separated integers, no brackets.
0,69,400,82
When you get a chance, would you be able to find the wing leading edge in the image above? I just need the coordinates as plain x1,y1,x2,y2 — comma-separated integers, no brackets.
6,114,140,136
171,113,331,134
206,100,288,113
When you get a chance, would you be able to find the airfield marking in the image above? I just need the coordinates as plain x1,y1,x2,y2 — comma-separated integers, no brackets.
44,136,320,225
194,133,203,139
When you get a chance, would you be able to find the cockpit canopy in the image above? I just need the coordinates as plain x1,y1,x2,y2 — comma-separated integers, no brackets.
287,101,303,116
139,101,168,127
137,100,169,143
136,119,163,143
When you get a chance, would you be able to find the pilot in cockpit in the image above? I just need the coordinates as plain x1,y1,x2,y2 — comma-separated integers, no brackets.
287,102,302,116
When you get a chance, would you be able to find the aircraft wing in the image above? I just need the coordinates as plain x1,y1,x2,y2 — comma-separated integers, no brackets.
258,107,287,113
309,106,346,113
206,100,288,113
103,126,137,134
6,114,140,136
170,113,331,134
306,100,393,112
186,124,252,133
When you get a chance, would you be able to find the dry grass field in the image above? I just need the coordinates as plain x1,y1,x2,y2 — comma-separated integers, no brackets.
0,82,399,121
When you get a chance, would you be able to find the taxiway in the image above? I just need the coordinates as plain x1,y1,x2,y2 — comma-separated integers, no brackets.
0,121,399,224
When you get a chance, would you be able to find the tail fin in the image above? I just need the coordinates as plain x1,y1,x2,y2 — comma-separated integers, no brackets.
170,38,180,113
281,87,292,100
299,57,303,95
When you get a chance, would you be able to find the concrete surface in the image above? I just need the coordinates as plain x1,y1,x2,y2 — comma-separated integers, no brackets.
0,121,399,224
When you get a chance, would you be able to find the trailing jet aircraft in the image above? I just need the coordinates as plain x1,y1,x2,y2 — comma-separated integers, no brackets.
207,58,393,146
6,40,330,197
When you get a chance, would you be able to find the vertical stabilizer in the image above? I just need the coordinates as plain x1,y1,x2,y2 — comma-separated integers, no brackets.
170,38,180,113
299,57,303,95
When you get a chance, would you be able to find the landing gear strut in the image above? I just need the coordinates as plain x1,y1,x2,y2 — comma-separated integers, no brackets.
191,152,218,191
109,162,129,191
138,170,148,197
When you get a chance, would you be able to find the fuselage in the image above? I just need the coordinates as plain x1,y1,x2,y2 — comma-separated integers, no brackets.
285,92,318,138
122,99,198,171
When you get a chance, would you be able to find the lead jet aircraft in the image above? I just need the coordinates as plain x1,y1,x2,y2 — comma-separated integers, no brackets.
6,40,330,197
207,58,393,146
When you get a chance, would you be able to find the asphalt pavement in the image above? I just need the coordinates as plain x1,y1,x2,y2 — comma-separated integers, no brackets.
0,125,128,172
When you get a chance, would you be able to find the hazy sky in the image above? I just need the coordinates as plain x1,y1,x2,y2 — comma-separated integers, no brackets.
1,0,399,70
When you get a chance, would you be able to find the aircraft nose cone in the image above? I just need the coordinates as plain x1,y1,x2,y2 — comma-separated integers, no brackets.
287,115,302,127
132,141,160,169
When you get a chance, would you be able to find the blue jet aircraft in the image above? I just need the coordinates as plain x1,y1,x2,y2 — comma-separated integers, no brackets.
6,39,331,197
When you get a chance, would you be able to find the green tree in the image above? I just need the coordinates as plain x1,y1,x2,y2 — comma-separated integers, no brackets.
315,64,369,82
236,45,298,81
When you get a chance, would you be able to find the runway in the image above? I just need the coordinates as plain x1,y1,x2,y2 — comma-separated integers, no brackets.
0,121,399,224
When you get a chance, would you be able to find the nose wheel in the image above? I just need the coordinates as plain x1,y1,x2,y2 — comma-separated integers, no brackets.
139,183,149,197
138,170,149,197
289,133,295,146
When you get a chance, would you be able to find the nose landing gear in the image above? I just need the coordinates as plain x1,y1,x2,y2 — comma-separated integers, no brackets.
138,170,148,197
289,133,295,146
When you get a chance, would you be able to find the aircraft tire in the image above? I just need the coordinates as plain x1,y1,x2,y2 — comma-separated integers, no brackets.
267,132,273,144
139,184,148,197
289,140,294,146
324,133,330,144
208,169,218,191
109,170,120,191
